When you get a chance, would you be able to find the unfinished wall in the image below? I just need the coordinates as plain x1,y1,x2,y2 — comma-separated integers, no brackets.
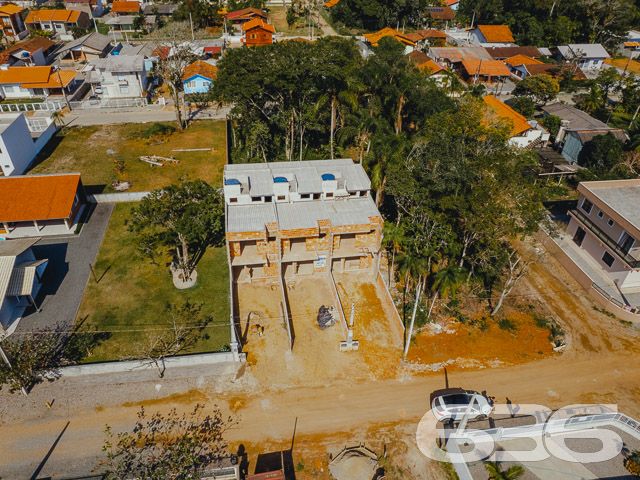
257,239,279,255
306,235,330,251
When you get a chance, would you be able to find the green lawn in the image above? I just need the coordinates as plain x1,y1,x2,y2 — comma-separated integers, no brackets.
28,120,226,194
74,203,230,363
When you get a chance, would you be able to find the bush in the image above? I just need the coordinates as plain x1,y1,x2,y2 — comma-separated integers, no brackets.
140,122,176,139
497,318,517,331
541,114,562,138
505,97,535,119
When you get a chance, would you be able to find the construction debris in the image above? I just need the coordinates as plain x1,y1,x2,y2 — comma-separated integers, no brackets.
329,444,378,480
139,155,180,166
317,305,337,330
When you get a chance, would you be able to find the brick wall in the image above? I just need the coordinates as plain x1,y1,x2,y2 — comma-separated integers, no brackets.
263,261,279,277
230,242,241,257
226,231,265,241
257,239,278,255
306,235,329,251
355,231,378,248
359,255,372,269
333,235,340,250
333,223,371,235
280,227,319,238
282,239,290,252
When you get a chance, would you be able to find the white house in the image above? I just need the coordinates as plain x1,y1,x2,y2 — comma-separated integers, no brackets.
0,238,48,337
554,44,610,72
87,54,147,98
0,65,81,100
0,113,57,176
469,25,516,47
483,95,549,149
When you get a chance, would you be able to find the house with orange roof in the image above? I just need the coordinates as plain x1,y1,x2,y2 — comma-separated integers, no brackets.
0,4,27,41
25,9,90,35
483,95,549,149
0,65,80,100
0,173,86,238
242,19,275,47
0,37,57,67
470,25,516,47
405,29,447,47
110,0,140,15
182,60,217,94
459,60,511,84
446,0,459,10
225,7,267,25
363,27,415,48
504,54,543,79
425,6,455,22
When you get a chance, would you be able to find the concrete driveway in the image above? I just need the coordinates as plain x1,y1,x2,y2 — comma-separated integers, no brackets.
14,203,114,334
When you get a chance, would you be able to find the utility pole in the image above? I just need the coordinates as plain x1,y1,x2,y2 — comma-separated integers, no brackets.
403,279,422,358
189,12,195,41
56,67,71,111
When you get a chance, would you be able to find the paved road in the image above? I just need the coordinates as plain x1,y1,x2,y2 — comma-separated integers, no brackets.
64,106,230,126
15,203,114,333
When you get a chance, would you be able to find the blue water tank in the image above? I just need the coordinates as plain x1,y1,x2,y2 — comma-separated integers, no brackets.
321,173,335,181
273,176,288,183
224,178,240,185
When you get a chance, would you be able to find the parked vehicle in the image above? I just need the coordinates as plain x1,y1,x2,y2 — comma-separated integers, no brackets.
430,388,494,423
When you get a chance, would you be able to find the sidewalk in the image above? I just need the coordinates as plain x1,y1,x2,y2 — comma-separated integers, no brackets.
64,105,230,126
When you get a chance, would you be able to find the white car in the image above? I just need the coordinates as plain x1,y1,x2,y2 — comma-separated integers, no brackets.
430,388,494,423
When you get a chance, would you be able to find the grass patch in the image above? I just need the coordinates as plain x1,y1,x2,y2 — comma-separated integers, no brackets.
74,203,230,363
497,318,517,332
28,120,226,193
268,5,322,36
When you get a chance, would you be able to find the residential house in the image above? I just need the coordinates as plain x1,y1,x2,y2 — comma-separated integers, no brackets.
469,25,516,47
0,65,80,99
620,30,640,56
0,238,48,336
553,44,610,72
25,9,90,35
110,0,140,14
56,32,112,61
0,173,86,238
523,62,587,81
446,0,459,10
182,60,217,94
428,46,491,70
86,54,146,98
404,29,447,47
425,6,455,22
204,45,223,60
409,51,448,87
504,54,543,79
363,27,415,49
242,19,275,47
459,59,511,84
485,46,541,60
566,179,640,291
0,37,57,66
225,7,267,25
0,113,57,176
64,0,104,17
105,14,155,33
224,159,383,282
483,95,549,149
542,103,628,164
143,4,178,16
0,4,27,41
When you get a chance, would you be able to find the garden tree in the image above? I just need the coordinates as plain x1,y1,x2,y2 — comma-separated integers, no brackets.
98,404,237,480
594,67,621,105
149,22,196,130
132,12,147,32
329,0,428,30
505,96,534,119
577,132,625,176
227,0,265,9
491,247,540,315
579,84,604,113
513,74,559,105
541,114,562,139
382,220,408,284
484,461,525,480
0,329,66,395
579,0,639,48
127,180,225,281
174,0,224,27
286,6,296,27
466,83,487,98
135,301,211,377
427,264,466,319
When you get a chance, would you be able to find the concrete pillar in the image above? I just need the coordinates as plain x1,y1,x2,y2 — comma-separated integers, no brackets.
33,220,40,231
64,218,71,230
341,257,345,272
2,222,9,233
229,314,240,362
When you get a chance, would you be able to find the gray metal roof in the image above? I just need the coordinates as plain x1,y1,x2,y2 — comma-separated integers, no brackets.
6,259,46,296
557,44,610,59
276,201,328,230
324,196,379,226
429,46,492,62
226,203,276,233
584,181,640,232
224,159,371,197
542,103,611,130
0,256,16,303
90,54,144,72
57,32,111,54
0,238,38,257
570,130,629,144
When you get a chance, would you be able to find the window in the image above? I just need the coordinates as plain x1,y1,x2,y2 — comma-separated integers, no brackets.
618,231,635,255
301,193,310,199
250,33,256,39
264,196,272,202
230,197,238,203
608,218,615,227
277,195,285,201
251,197,261,202
203,81,210,88
581,198,593,214
326,192,333,198
119,86,129,94
597,210,604,219
573,226,586,246
602,251,615,268
313,193,321,200
117,73,127,81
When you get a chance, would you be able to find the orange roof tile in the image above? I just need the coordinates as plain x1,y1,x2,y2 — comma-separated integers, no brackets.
0,66,51,84
225,7,267,20
461,60,510,77
483,95,531,136
325,0,340,6
604,57,640,75
26,9,81,23
446,0,459,5
182,60,217,81
0,174,81,223
0,4,23,15
21,69,77,89
110,1,140,13
242,18,275,33
476,25,514,43
409,51,444,73
363,27,415,47
504,54,542,66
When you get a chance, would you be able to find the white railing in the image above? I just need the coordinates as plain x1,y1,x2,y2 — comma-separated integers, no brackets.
0,101,66,113
69,97,147,110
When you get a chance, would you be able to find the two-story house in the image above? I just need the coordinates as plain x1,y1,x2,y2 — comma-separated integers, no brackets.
64,0,104,17
0,4,27,41
0,37,56,66
0,65,80,99
242,19,275,47
567,179,640,289
25,9,90,35
87,54,147,98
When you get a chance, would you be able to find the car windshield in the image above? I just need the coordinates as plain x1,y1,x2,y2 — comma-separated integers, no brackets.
441,394,471,406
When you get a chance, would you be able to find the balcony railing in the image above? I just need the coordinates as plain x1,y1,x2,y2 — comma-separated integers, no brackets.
570,208,640,268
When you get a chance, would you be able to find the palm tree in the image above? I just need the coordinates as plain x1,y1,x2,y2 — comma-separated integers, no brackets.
581,85,603,114
484,461,525,480
427,264,467,319
50,110,65,129
382,221,407,285
466,83,487,98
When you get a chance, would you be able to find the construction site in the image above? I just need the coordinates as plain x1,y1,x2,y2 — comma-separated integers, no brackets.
224,159,404,382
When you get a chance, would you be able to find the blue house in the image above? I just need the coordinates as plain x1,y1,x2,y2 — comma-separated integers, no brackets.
182,60,217,94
